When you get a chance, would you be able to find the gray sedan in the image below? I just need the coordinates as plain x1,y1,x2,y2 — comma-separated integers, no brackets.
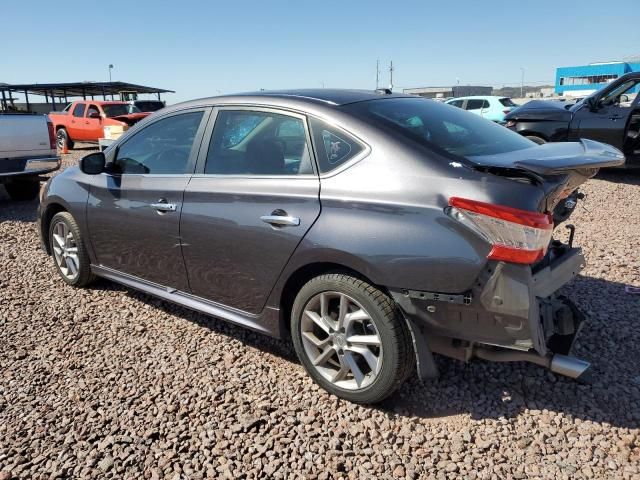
38,89,624,403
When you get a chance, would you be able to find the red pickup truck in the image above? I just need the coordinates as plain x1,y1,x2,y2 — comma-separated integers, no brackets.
49,101,149,150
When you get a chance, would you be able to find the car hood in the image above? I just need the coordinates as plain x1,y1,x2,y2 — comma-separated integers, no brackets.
505,100,574,122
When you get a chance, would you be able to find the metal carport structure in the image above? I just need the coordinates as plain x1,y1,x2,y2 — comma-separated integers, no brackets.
0,81,174,112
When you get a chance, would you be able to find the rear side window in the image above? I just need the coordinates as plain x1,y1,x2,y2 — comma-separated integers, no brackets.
308,118,364,173
72,104,86,117
115,111,204,174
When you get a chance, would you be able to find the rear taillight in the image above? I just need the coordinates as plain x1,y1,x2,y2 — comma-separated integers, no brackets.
47,121,56,150
448,197,553,264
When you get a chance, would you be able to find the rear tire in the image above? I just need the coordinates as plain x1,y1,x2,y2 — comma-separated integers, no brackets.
5,178,40,201
526,135,547,145
291,273,414,404
56,128,74,150
49,212,95,287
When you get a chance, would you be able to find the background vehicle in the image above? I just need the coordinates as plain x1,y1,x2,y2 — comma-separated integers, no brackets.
446,95,518,122
505,72,640,166
39,90,624,403
49,101,150,150
128,99,165,113
0,113,59,200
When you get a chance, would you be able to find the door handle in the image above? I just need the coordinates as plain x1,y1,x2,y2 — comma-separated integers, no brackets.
151,202,177,212
260,215,300,227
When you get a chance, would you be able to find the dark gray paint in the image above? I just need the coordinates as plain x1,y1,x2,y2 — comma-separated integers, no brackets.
38,89,623,367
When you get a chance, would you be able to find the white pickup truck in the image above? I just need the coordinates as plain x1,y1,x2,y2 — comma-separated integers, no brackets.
0,114,60,200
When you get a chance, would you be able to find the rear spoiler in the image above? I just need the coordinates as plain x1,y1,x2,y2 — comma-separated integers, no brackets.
468,139,625,176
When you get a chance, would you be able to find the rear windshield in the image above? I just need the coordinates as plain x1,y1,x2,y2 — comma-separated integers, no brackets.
134,101,164,112
102,104,138,117
499,97,517,107
346,97,533,158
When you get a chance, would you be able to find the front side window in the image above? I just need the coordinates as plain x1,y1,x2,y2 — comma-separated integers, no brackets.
87,105,100,117
448,100,464,108
347,97,534,158
308,118,364,173
72,103,86,118
600,79,640,107
465,99,485,110
114,111,204,174
205,110,312,175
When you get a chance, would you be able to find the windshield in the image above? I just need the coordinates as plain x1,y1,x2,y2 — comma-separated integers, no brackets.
347,97,534,158
102,104,138,117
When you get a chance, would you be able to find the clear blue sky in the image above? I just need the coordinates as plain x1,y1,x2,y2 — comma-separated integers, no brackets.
4,0,639,104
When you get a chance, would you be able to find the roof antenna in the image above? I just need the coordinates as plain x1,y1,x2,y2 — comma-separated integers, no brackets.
389,60,394,91
376,59,380,90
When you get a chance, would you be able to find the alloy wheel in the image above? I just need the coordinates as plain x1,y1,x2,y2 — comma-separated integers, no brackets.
300,291,383,390
56,131,65,149
51,221,80,280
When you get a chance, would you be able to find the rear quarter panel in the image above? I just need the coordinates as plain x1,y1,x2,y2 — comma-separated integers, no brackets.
268,137,547,306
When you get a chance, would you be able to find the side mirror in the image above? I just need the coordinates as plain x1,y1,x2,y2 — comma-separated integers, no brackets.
620,94,630,103
88,111,101,119
80,152,106,175
586,96,600,112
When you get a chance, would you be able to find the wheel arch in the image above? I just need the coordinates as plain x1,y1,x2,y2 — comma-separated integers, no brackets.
40,202,68,255
277,261,383,337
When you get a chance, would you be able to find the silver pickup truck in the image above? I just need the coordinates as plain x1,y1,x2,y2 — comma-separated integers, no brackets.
0,113,60,200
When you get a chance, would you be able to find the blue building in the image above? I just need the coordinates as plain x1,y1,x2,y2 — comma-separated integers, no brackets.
555,61,640,96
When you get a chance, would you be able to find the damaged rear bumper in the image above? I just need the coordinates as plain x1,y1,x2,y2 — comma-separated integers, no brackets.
391,246,589,380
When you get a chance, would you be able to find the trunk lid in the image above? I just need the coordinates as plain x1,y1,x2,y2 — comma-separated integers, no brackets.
467,139,625,210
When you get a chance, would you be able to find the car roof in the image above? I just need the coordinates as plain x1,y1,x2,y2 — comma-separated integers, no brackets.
447,96,504,101
165,89,414,113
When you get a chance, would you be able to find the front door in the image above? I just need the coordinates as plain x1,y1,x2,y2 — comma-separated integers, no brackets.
570,77,640,150
181,108,321,314
84,104,103,142
86,109,208,291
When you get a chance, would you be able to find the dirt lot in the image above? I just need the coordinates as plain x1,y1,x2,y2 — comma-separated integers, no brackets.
1,149,639,479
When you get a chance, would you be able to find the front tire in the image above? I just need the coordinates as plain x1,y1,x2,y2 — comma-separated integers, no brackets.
5,178,40,201
49,212,94,287
291,273,414,404
56,128,74,150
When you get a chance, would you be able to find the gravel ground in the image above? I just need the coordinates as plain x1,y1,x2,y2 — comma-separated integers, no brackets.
1,148,639,479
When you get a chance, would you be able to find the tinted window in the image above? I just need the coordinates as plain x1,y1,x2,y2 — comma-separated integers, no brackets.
72,104,86,118
465,99,486,110
102,104,131,117
87,105,100,117
499,98,517,107
115,111,203,174
205,110,312,175
308,118,364,173
347,97,533,158
134,101,164,112
448,100,464,108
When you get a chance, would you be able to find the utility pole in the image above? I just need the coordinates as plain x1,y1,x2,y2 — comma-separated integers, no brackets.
389,61,394,91
520,67,525,98
376,60,379,89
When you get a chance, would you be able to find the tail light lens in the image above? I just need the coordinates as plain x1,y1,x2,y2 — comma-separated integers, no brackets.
448,197,553,264
47,121,56,150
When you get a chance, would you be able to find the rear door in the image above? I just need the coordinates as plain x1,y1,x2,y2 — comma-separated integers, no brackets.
68,103,86,139
569,78,640,149
181,107,321,314
86,108,208,291
465,99,486,117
